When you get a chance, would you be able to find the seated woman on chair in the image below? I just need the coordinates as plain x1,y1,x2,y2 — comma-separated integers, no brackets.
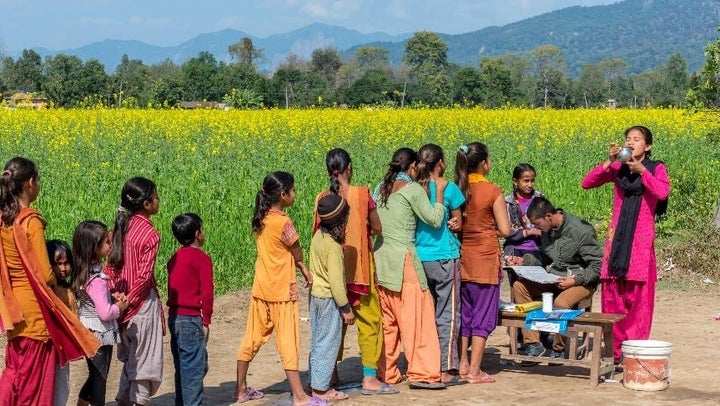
505,197,602,359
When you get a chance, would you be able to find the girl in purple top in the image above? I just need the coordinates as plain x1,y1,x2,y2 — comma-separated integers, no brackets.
503,164,543,257
72,221,128,406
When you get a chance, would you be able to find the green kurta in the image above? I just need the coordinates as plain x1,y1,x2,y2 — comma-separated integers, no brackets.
373,183,445,292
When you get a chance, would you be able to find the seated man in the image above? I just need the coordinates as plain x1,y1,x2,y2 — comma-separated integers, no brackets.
506,196,602,358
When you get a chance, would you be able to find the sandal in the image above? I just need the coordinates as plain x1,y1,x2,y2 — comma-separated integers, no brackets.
297,395,331,406
408,381,446,390
361,383,399,395
442,375,467,386
315,389,349,401
236,388,264,403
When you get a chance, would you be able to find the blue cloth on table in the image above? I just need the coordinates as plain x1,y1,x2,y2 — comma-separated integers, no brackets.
524,309,585,334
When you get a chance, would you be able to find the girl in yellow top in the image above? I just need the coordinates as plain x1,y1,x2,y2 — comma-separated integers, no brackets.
235,171,322,406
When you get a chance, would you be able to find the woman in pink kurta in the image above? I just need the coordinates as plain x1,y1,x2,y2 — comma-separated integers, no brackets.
581,125,670,365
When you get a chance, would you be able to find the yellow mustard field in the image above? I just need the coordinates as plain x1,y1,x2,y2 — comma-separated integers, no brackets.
1,108,717,292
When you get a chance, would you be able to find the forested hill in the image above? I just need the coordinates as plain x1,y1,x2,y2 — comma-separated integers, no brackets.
353,0,720,75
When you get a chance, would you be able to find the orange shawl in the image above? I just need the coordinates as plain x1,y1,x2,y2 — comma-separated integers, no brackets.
0,208,100,364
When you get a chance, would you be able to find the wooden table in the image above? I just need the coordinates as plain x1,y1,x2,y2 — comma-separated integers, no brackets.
498,311,625,386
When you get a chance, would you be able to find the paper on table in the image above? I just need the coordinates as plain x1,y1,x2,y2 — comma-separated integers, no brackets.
505,266,561,284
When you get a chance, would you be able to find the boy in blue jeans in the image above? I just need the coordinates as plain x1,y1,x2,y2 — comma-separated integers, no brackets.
167,213,215,406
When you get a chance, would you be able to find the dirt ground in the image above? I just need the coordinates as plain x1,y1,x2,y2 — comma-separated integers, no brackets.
2,282,719,405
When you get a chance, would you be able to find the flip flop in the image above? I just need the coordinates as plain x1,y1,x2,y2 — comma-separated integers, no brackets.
408,381,447,390
236,388,264,403
298,396,331,406
442,375,468,387
361,383,400,395
316,389,349,401
466,374,496,384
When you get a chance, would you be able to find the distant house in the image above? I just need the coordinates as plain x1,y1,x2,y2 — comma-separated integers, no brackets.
6,93,48,109
606,99,617,109
180,101,226,110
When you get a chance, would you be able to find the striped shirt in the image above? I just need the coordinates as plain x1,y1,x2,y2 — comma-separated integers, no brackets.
105,215,161,323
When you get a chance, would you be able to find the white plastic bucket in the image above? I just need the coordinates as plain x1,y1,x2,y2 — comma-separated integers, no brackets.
621,340,672,391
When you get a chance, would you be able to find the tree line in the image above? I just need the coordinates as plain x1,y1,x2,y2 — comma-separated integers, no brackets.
0,31,714,109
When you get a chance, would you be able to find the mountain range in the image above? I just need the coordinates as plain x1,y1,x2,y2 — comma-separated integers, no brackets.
7,0,720,75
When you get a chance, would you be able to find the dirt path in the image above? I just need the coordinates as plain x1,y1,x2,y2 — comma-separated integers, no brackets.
2,283,719,405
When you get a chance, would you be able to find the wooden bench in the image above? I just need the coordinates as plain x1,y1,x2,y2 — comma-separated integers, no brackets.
498,311,625,386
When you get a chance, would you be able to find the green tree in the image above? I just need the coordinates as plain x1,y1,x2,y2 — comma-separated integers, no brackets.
41,54,85,107
479,58,516,108
146,59,183,107
11,49,43,92
687,27,720,109
228,37,263,67
451,67,483,105
345,68,392,106
528,45,567,107
181,51,221,101
656,53,689,107
404,31,450,105
310,47,342,83
355,46,390,74
576,62,606,108
77,59,109,105
113,54,149,106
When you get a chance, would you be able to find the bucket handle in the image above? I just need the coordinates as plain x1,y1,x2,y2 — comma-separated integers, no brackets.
625,350,670,382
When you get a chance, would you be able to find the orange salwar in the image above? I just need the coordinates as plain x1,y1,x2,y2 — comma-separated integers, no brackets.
236,297,300,371
377,251,441,384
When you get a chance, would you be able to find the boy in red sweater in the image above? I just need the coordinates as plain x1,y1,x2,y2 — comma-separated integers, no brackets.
167,213,214,406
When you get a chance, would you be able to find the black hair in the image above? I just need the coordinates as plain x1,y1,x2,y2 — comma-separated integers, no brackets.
454,142,489,198
416,143,444,197
0,157,39,225
172,213,203,246
108,177,157,270
512,163,536,193
325,148,352,194
526,196,561,220
319,215,349,245
377,147,417,206
46,239,73,285
252,171,295,233
71,220,108,292
625,125,653,158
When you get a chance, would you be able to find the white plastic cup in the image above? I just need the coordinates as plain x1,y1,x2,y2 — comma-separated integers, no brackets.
542,292,553,313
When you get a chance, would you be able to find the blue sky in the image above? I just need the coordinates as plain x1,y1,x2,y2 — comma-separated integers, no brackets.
0,0,618,51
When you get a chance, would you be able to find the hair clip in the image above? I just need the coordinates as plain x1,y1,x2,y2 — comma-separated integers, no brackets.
458,145,468,154
260,187,265,194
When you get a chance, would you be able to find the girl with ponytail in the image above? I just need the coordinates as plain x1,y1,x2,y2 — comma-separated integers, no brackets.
105,176,163,405
453,143,511,384
237,171,318,405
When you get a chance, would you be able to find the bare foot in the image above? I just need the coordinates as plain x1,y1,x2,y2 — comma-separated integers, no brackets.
312,388,349,401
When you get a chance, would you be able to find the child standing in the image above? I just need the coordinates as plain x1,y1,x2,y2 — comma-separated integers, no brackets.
167,213,214,406
73,220,128,406
413,144,466,385
308,194,353,401
47,239,77,406
105,177,163,406
235,171,321,406
454,143,511,383
314,148,393,395
581,125,671,367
